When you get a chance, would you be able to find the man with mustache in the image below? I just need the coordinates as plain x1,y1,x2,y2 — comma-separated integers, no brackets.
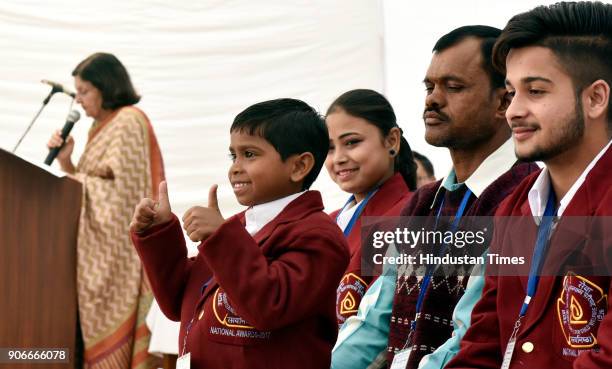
445,2,612,369
384,25,541,369
331,26,539,369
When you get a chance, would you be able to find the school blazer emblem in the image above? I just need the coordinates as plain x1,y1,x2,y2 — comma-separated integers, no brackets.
337,273,368,318
556,274,607,349
213,288,254,329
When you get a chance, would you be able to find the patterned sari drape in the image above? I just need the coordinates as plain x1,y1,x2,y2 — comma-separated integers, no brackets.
75,106,164,369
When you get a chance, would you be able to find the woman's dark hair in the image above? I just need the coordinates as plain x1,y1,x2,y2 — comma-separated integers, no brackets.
72,52,141,110
412,151,435,178
327,89,417,191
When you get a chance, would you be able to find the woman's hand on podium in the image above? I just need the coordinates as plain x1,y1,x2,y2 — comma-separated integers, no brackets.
130,181,172,233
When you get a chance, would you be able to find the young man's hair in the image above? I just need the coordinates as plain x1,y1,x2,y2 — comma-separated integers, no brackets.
412,151,435,178
492,1,612,124
433,25,505,90
231,98,328,190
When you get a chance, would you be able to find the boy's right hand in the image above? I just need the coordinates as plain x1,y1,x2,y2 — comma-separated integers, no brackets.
130,181,172,233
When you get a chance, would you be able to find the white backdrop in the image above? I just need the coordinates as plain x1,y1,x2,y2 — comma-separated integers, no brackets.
383,0,612,178
3,0,608,356
3,0,610,224
0,0,384,221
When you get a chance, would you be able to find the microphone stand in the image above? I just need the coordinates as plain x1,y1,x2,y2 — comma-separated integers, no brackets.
12,88,58,153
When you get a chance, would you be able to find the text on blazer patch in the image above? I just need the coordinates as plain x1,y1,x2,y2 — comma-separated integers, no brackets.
336,273,368,321
556,274,607,350
213,288,253,328
209,288,271,340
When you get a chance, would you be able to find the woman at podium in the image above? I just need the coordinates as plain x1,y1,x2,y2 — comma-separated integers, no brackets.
46,52,164,369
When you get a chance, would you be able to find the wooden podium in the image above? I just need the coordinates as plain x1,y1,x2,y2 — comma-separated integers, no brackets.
0,148,81,368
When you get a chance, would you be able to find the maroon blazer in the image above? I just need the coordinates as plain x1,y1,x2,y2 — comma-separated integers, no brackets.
330,173,412,324
131,191,349,369
446,146,612,369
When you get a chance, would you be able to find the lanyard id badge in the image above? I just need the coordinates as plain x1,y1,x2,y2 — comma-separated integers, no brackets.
390,348,412,369
500,317,523,369
501,189,556,369
390,311,420,368
392,189,473,369
177,276,213,369
176,352,191,369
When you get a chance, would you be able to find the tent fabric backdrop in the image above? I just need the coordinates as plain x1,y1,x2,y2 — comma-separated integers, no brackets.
1,0,384,221
0,0,384,355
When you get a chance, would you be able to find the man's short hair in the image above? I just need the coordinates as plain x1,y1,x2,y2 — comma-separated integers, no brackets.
230,98,328,190
433,25,505,90
493,1,612,122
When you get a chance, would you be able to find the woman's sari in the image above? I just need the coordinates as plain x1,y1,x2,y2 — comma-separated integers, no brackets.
75,106,164,369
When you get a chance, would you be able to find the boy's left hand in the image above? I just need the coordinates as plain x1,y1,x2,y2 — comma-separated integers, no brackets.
182,184,225,242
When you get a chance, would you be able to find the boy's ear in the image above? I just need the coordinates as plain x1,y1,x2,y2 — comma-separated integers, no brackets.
290,152,315,184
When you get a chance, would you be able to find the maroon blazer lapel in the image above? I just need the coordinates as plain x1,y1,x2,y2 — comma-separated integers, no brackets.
196,191,325,305
251,191,324,245
563,144,612,217
345,173,411,239
339,174,410,260
361,173,411,217
196,213,246,304
520,145,611,334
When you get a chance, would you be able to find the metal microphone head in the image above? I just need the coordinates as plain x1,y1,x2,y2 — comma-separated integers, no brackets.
67,110,81,123
41,79,76,98
41,79,60,89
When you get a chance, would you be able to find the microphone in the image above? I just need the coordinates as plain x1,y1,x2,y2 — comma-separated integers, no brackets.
41,79,76,98
44,110,81,165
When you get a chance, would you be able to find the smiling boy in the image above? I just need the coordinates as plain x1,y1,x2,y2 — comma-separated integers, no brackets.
130,98,349,369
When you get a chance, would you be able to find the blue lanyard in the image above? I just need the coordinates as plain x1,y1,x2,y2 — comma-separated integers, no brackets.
434,188,472,229
519,188,557,316
181,276,214,356
412,188,472,327
200,276,214,295
336,188,378,237
499,188,557,368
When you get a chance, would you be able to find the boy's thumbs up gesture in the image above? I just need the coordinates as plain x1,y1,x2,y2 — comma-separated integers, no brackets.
183,184,225,242
130,181,173,233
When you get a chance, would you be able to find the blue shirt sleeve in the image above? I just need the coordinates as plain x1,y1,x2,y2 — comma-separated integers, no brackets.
331,265,397,369
416,273,485,369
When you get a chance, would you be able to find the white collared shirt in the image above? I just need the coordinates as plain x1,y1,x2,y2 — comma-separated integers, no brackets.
335,188,380,233
431,138,517,207
528,140,611,218
336,199,364,233
244,191,306,235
